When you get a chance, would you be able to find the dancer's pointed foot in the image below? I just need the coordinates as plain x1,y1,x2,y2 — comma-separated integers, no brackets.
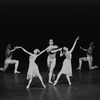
48,81,53,84
76,67,81,70
26,85,30,89
53,80,57,86
14,71,20,74
0,68,4,71
69,82,71,85
42,84,46,88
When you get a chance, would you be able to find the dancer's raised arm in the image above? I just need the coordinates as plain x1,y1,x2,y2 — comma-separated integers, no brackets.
69,36,79,53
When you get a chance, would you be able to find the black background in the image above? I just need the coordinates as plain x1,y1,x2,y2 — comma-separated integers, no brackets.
0,0,100,72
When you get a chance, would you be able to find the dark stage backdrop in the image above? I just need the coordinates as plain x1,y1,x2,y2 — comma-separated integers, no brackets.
0,0,100,72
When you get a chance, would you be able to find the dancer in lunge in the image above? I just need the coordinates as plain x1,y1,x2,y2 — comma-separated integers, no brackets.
76,42,98,70
0,44,20,73
53,36,79,86
17,46,47,89
47,39,62,84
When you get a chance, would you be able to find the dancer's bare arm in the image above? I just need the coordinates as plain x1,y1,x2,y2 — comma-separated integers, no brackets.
16,46,33,55
80,47,88,51
60,50,63,57
38,47,48,56
10,46,19,52
69,36,79,53
50,48,62,53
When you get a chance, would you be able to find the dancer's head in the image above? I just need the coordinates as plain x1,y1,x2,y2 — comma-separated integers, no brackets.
89,42,94,48
63,47,68,52
33,49,40,55
7,44,11,49
49,39,54,45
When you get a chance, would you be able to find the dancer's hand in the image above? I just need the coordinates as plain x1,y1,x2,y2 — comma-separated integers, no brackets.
59,48,62,51
13,46,18,50
76,36,79,41
80,47,82,49
80,47,84,50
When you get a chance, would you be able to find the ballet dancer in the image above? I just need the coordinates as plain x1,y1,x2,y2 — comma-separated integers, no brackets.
0,44,20,73
47,39,62,84
17,46,48,89
76,42,98,70
53,36,79,86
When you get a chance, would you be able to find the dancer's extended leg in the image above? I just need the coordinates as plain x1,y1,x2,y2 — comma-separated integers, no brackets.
53,71,62,86
38,73,46,88
26,77,33,89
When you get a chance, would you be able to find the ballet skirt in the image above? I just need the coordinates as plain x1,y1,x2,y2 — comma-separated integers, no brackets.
60,52,72,76
27,55,39,80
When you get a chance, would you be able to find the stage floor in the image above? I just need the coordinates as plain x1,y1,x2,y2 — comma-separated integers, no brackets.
0,69,100,100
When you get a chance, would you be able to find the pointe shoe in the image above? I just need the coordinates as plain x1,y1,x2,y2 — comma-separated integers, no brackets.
14,71,20,74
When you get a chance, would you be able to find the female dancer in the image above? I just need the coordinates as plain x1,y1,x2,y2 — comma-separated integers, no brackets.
0,44,20,73
76,42,98,70
47,39,62,84
53,36,79,86
18,46,47,89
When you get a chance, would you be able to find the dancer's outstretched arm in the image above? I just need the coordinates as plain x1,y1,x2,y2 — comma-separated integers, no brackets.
69,36,79,53
10,46,19,52
47,45,58,52
50,48,62,53
38,47,48,56
16,46,33,55
80,47,88,51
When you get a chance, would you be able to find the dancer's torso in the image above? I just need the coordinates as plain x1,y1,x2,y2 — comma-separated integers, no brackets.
87,47,93,56
29,54,37,62
64,52,72,60
5,49,12,60
47,45,57,60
